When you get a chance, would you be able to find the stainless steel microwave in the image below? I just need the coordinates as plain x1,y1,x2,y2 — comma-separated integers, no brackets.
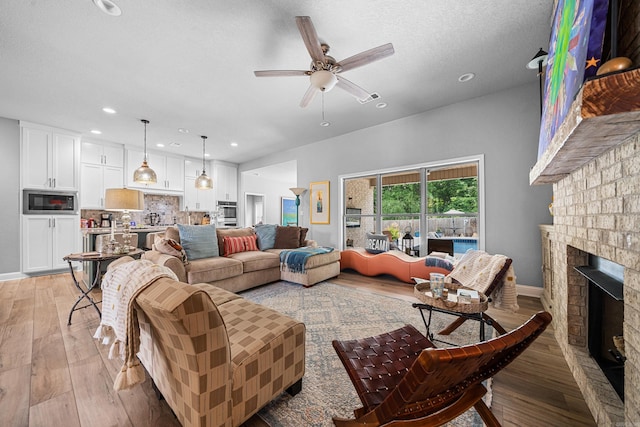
23,189,78,214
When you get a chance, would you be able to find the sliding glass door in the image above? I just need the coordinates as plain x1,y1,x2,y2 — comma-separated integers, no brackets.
342,156,482,257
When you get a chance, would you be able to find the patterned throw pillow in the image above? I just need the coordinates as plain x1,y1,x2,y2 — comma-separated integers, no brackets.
176,224,219,260
223,235,259,256
365,233,389,254
153,236,188,264
254,224,277,250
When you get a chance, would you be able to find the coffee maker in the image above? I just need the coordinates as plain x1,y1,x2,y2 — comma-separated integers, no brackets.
100,213,112,228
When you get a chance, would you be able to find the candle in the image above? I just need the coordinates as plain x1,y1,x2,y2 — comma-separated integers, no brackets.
111,220,115,239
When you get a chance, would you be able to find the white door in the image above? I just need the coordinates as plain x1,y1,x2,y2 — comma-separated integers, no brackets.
52,216,80,270
52,133,78,190
80,163,103,208
103,166,123,193
102,144,124,167
165,156,184,191
22,127,51,189
22,216,53,272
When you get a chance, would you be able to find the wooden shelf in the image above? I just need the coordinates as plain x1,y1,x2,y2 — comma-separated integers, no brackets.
530,67,640,185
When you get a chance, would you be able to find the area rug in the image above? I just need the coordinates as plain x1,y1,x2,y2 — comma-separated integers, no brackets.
240,281,488,427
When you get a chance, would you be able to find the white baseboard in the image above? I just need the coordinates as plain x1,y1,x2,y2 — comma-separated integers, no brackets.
0,272,27,282
516,283,543,298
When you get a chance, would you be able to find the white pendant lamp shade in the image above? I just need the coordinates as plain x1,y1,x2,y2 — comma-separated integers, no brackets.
195,135,213,190
133,119,157,184
310,70,338,92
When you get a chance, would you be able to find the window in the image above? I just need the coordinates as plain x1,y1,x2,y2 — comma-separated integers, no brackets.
341,157,483,257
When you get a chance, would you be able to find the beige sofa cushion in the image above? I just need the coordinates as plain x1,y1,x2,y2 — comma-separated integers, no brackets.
228,250,280,273
186,256,242,284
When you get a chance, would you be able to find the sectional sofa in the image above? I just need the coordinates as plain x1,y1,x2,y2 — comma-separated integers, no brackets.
142,224,340,291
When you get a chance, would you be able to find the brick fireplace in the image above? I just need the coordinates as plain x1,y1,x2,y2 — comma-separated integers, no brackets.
540,132,640,425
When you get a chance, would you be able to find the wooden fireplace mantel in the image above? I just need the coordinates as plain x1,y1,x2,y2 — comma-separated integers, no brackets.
530,67,640,185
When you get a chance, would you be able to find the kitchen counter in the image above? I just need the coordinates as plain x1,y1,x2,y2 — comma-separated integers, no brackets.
81,225,171,234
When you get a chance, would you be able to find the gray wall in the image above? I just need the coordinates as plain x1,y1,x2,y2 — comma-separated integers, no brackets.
240,82,553,287
0,117,21,274
239,172,295,226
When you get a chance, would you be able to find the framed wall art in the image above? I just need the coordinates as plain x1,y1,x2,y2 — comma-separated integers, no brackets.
281,197,296,226
310,181,330,224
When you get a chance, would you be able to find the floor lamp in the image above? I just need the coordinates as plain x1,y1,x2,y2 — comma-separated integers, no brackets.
104,188,144,252
289,187,306,226
526,48,548,117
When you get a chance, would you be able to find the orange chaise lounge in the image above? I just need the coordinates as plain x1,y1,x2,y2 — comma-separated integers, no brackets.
340,247,453,283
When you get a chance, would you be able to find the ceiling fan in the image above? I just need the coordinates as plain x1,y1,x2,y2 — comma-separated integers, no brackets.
254,16,394,108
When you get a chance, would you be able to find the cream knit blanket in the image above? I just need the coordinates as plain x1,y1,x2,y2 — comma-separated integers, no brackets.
447,250,519,312
94,259,178,391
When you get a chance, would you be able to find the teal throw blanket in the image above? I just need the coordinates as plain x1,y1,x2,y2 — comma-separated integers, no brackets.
280,246,334,273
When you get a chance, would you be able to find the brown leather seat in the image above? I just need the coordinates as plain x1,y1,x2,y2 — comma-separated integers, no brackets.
332,311,552,427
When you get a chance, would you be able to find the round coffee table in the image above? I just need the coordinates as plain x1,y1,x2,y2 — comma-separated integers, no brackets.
412,281,496,344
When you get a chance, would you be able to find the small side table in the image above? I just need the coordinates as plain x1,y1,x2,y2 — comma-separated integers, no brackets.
63,249,143,325
411,282,503,345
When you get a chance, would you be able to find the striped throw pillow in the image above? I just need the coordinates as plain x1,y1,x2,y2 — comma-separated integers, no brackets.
223,235,259,256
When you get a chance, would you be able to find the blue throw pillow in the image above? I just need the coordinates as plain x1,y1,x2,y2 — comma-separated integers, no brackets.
176,224,219,260
254,224,277,250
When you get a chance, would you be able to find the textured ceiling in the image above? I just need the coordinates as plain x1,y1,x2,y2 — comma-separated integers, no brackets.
0,0,552,165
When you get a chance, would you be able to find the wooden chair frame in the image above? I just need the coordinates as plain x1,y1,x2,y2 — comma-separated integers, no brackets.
332,311,552,427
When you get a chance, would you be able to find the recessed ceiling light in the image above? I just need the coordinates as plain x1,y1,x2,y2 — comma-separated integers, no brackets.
156,143,165,147
205,153,211,157
230,142,238,147
375,102,387,109
178,128,189,134
90,129,102,134
458,73,476,83
320,121,331,127
102,107,116,114
92,0,121,16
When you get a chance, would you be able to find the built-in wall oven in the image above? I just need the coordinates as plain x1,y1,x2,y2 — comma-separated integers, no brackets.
23,189,78,214
217,201,237,227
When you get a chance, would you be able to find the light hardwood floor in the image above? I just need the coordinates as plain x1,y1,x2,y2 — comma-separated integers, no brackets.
0,271,595,427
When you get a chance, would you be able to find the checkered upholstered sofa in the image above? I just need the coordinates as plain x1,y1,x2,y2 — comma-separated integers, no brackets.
134,275,306,427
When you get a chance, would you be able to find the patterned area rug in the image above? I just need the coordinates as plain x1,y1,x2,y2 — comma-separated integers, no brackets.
240,281,488,427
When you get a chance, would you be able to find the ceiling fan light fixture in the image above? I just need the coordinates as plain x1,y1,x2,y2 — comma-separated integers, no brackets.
310,70,338,92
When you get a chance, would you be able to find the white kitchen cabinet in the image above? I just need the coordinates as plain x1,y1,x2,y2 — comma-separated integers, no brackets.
80,141,124,208
80,163,124,208
213,161,238,202
184,158,215,212
81,140,124,167
22,215,80,273
127,148,184,192
21,122,80,190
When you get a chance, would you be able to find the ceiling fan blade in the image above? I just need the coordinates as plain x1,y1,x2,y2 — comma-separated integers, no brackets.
254,70,309,77
300,85,319,108
296,16,325,65
336,76,371,102
337,43,395,73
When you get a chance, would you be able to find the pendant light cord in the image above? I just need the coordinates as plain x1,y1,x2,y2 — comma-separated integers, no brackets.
201,136,207,173
141,119,149,162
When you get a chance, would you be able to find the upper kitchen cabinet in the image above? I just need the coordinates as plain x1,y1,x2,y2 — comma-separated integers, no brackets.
81,140,124,167
213,161,237,202
21,122,80,191
126,148,184,192
184,158,215,212
80,140,124,209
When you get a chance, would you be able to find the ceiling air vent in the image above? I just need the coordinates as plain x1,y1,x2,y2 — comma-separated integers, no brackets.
169,142,182,147
358,92,381,104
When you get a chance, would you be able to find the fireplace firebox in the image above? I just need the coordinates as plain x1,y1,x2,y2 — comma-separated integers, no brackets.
575,255,624,401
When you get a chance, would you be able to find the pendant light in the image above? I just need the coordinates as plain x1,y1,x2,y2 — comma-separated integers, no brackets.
195,135,213,190
133,119,157,184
